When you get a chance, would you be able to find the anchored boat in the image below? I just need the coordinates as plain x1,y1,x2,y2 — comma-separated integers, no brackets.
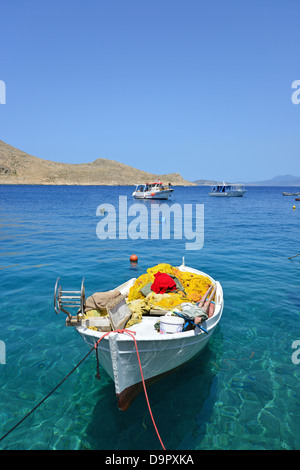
282,192,300,196
132,181,174,200
54,260,223,410
209,182,246,197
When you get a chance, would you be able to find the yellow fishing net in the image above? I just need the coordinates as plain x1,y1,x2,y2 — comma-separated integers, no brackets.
127,263,212,306
172,268,212,303
126,292,185,327
147,263,175,281
125,263,216,328
125,263,214,327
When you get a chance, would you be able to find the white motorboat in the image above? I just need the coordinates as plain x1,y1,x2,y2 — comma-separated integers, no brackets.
54,260,223,410
209,183,246,197
132,181,174,200
282,192,300,196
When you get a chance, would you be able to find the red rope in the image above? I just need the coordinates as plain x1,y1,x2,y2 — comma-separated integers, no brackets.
95,328,166,450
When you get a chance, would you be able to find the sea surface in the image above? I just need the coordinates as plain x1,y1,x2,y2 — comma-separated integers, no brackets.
0,184,299,450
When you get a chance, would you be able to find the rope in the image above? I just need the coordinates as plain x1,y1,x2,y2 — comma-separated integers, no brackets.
0,345,95,444
93,329,165,450
0,328,166,450
118,329,166,450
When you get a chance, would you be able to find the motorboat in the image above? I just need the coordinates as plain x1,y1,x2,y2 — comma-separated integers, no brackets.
132,181,174,200
282,192,300,196
54,259,224,410
209,182,246,197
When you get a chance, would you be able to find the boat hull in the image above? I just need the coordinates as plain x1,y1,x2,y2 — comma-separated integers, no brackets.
116,344,210,410
78,320,216,410
132,190,173,200
209,191,246,197
282,192,300,196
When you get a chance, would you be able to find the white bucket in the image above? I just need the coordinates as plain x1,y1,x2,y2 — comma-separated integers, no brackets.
160,315,185,334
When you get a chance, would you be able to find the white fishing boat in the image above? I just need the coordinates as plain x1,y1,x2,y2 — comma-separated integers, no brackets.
209,182,246,197
54,260,223,410
132,181,174,200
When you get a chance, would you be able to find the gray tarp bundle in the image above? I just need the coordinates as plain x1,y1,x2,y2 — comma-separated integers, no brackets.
178,303,208,322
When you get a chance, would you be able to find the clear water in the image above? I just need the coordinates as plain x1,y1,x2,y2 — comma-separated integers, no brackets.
0,185,299,450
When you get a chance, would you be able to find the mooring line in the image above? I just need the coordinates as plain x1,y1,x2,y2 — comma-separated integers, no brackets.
0,345,95,444
0,329,166,450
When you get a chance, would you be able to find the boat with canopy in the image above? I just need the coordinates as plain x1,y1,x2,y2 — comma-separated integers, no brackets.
132,181,174,200
209,182,246,197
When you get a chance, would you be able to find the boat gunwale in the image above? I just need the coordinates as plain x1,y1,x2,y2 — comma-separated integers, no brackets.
77,265,223,343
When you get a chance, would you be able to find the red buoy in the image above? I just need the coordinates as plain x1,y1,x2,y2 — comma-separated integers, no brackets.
130,254,138,262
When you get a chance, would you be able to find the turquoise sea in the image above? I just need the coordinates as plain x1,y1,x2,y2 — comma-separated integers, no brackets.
0,184,299,450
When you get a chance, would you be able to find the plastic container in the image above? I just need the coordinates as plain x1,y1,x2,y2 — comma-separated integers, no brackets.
160,315,185,334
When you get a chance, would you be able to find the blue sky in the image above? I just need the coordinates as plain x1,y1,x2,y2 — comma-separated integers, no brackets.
1,0,300,182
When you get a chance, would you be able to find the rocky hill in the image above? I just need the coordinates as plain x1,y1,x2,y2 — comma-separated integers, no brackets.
193,179,220,186
0,140,194,186
245,175,300,186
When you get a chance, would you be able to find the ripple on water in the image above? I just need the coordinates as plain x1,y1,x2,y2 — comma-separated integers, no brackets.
0,185,299,450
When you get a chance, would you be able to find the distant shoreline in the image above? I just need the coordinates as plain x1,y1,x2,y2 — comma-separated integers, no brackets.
0,182,191,186
1,182,300,188
1,141,299,187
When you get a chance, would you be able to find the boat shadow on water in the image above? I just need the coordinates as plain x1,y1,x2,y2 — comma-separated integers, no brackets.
81,325,224,451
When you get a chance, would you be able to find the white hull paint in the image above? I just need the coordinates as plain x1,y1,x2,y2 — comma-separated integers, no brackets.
209,190,246,197
132,189,173,200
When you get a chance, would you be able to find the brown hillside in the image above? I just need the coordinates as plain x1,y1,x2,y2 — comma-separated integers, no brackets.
0,140,194,186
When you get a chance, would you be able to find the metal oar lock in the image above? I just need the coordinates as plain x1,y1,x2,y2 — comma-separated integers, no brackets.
54,277,86,325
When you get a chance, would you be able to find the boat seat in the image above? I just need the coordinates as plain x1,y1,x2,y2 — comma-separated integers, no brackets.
149,309,169,316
